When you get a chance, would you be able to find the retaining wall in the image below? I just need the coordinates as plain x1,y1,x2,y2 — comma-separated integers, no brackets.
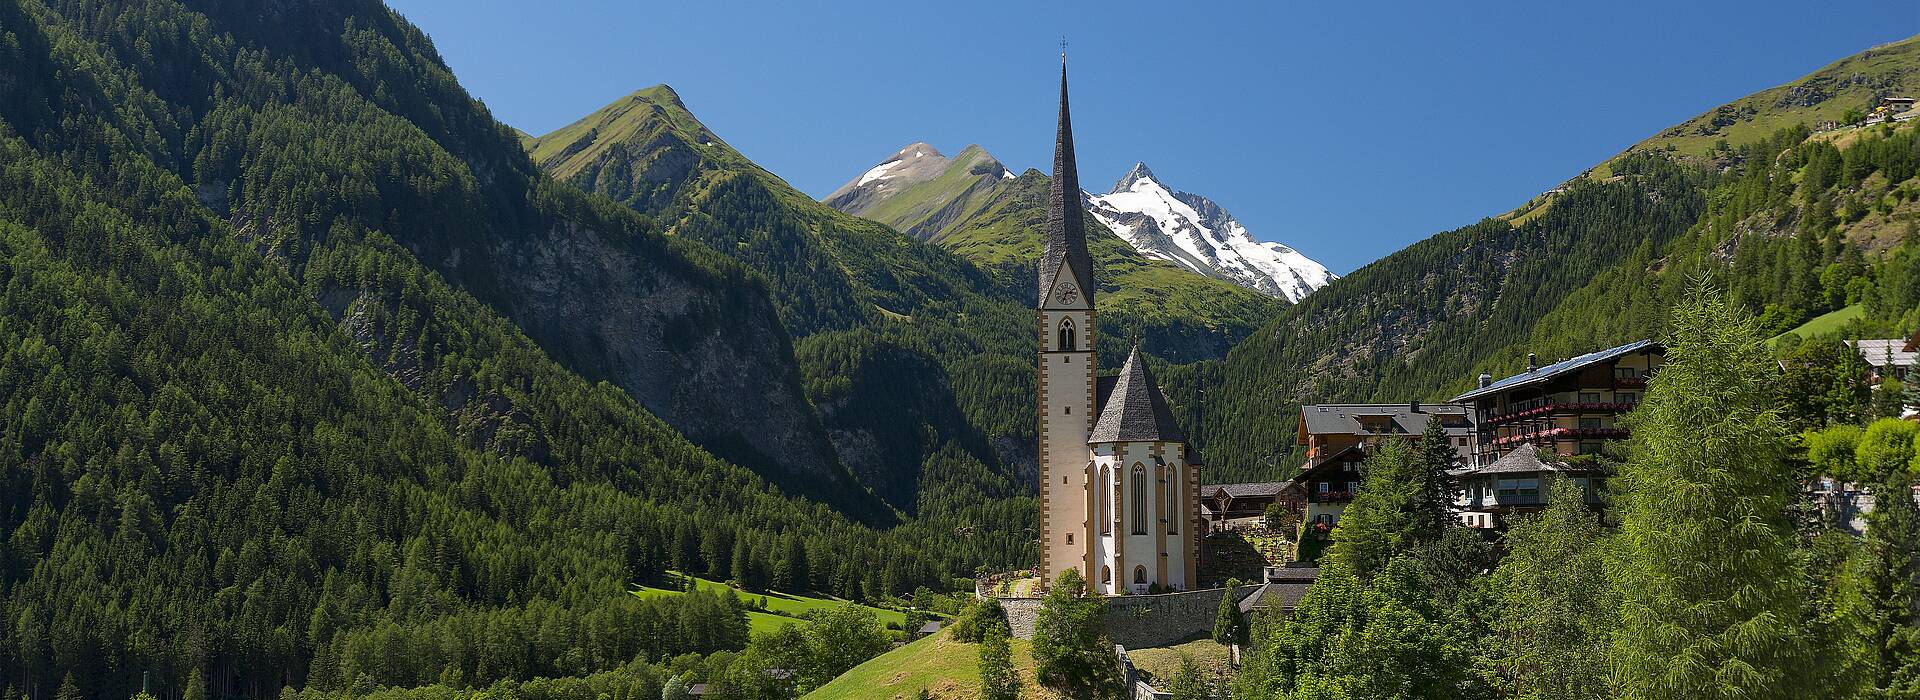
1000,585,1258,649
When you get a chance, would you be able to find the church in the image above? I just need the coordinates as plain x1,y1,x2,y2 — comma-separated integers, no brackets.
1036,63,1202,595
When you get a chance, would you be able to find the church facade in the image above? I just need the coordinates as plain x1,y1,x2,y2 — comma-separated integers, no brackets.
1036,64,1202,595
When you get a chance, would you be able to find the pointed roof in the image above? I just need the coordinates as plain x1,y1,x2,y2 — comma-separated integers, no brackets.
1089,347,1184,444
1040,63,1096,302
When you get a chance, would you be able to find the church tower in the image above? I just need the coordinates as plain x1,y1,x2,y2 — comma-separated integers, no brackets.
1036,61,1098,591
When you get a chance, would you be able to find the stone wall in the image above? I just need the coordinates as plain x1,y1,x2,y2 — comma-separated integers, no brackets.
1000,585,1258,648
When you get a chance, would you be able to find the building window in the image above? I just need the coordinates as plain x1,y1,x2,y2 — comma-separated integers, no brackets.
1578,392,1601,403
1578,442,1604,455
1131,464,1148,535
1615,367,1639,379
1579,417,1602,430
1618,392,1637,404
1166,465,1179,534
1066,534,1073,545
1058,319,1076,351
1102,566,1112,585
1134,566,1147,585
1496,478,1540,498
1099,465,1111,535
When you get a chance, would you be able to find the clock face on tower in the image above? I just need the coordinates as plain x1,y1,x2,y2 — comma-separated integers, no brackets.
1054,281,1080,306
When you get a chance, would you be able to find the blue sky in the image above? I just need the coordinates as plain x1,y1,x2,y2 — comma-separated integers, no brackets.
386,0,1915,273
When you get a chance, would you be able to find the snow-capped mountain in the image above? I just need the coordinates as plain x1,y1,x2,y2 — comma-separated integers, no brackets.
1084,163,1333,302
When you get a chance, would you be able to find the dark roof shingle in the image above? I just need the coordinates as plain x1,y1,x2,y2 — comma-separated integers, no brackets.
1088,347,1184,444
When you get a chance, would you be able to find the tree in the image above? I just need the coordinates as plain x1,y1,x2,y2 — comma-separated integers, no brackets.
1324,439,1420,580
1410,415,1459,543
775,536,809,592
1778,339,1870,430
1856,418,1920,482
1610,284,1808,699
1032,569,1123,699
979,616,1020,700
1905,360,1920,414
951,597,1005,644
662,675,692,700
1875,375,1909,420
55,676,80,700
183,668,207,700
1494,477,1616,700
800,606,891,689
1214,578,1246,646
1832,466,1920,698
1165,655,1211,700
1804,423,1865,482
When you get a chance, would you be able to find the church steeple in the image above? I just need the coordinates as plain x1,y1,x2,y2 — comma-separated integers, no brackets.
1040,62,1095,304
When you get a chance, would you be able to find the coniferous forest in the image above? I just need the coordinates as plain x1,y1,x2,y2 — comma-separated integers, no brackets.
2,1,1920,699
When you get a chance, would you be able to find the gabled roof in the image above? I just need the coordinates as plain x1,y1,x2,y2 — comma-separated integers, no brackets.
1451,339,1660,402
1455,443,1592,477
1240,582,1313,614
1039,63,1095,302
1205,482,1291,499
1298,403,1472,438
1088,346,1185,444
1851,338,1918,370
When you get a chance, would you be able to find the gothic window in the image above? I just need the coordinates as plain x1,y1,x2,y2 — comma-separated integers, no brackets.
1165,465,1178,534
1058,318,1076,351
1133,565,1147,585
1099,465,1111,535
1131,464,1148,535
1102,565,1112,585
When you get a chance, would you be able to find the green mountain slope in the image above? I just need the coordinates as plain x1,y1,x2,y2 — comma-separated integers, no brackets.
0,1,1026,697
530,87,1038,509
1186,36,1920,483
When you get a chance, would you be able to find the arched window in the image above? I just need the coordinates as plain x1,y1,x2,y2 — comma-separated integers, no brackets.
1102,565,1112,586
1057,318,1076,351
1134,566,1147,585
1165,464,1179,534
1131,464,1148,535
1099,465,1111,535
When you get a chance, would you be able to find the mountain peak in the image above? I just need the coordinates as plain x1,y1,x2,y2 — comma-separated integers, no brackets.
1112,162,1158,193
894,142,944,160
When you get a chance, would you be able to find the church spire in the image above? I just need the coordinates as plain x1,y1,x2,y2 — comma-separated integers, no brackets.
1040,61,1095,304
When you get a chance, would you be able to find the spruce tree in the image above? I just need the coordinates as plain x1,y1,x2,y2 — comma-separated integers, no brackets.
1905,359,1920,414
1835,468,1920,697
1324,439,1418,580
1610,284,1806,699
1410,415,1459,543
979,616,1020,700
1874,375,1907,420
184,668,207,700
55,675,79,700
1214,578,1246,645
1032,568,1123,699
1494,477,1616,700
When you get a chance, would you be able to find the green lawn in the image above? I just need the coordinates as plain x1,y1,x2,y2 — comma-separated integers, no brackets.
1772,303,1866,345
804,630,1045,700
1127,638,1232,686
631,571,910,632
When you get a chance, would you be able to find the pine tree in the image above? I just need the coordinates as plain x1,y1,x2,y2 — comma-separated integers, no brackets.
1409,415,1458,543
1032,568,1123,699
55,675,80,700
1213,578,1246,646
184,668,207,700
1835,468,1920,697
1324,439,1417,580
979,616,1020,700
1610,284,1807,699
1904,359,1920,414
1874,375,1907,420
1494,476,1616,700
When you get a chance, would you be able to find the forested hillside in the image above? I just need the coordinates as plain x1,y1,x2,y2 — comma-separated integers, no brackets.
1181,35,1920,484
0,1,1030,698
528,87,1043,506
